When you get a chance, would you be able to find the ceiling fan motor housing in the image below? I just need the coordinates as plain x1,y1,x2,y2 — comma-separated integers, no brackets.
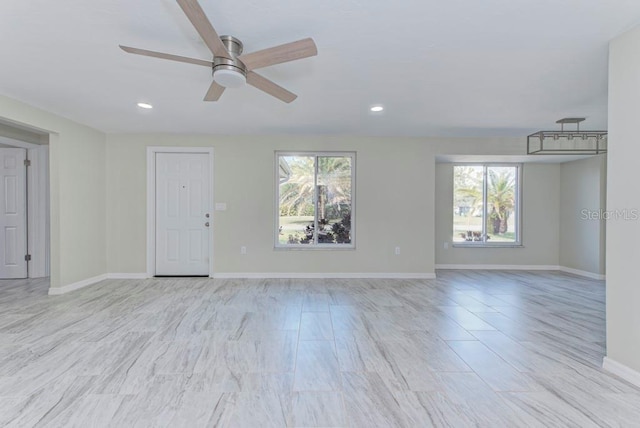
213,35,246,87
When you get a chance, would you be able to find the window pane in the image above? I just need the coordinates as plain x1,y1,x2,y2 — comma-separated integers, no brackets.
486,166,517,243
317,156,352,244
453,166,484,242
278,155,315,245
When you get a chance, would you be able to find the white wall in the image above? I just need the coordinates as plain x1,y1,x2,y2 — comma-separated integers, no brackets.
434,163,561,267
606,25,640,376
0,95,106,290
559,156,606,275
106,134,436,276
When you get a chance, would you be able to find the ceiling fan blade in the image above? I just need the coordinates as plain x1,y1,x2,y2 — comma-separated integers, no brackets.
204,81,225,101
238,38,317,71
119,45,212,67
246,72,297,103
176,0,230,59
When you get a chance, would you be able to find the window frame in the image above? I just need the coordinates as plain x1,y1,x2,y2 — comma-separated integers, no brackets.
274,151,356,250
452,163,523,248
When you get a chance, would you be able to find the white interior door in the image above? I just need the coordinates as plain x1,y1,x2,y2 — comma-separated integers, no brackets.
155,152,210,276
0,148,27,279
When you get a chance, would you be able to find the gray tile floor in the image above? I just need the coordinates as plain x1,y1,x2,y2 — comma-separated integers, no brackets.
0,271,639,427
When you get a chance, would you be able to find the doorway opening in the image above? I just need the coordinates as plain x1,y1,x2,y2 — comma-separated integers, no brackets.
0,126,50,280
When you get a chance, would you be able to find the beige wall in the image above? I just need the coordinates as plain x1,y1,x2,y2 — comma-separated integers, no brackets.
606,25,640,374
434,163,561,267
110,134,595,276
559,156,607,275
106,134,437,276
0,95,106,289
0,90,610,292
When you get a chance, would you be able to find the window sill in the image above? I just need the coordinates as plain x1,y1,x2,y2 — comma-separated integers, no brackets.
274,245,355,251
452,243,523,248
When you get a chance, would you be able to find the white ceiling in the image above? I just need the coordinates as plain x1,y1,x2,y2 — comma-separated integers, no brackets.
1,0,639,137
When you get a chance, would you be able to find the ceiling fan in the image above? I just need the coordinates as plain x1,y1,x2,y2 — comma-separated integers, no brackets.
119,0,317,103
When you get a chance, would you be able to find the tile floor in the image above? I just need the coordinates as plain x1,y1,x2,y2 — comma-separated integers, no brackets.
0,270,639,427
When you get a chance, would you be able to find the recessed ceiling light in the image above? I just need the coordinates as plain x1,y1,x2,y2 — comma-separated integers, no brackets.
370,105,384,112
137,102,153,109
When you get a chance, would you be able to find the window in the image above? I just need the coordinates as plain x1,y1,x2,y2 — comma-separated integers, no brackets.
276,152,355,248
453,164,521,246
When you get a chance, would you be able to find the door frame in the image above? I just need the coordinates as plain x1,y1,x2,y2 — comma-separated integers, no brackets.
146,147,214,278
0,136,50,278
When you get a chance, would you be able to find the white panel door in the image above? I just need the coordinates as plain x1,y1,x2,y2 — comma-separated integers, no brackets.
0,148,27,279
155,153,210,276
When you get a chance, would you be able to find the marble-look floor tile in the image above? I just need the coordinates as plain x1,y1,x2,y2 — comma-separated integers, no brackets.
0,375,95,427
470,330,559,373
341,371,409,427
294,341,341,391
394,391,476,427
432,371,527,427
40,393,129,428
240,372,294,394
0,271,636,426
302,293,331,312
109,374,189,427
223,330,298,374
299,312,333,340
254,330,298,373
438,306,497,331
598,392,640,425
154,336,204,375
208,389,292,428
388,331,472,373
447,340,540,392
330,305,367,331
0,331,81,377
168,390,225,427
498,391,602,427
288,391,346,427
335,333,382,372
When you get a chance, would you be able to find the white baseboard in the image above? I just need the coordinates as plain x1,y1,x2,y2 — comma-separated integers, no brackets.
47,272,435,294
558,266,605,280
213,272,436,279
435,264,605,280
603,357,640,389
435,264,559,271
48,274,108,295
48,273,149,295
107,273,149,279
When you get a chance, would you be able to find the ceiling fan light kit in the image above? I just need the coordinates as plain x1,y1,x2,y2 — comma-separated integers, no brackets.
527,118,607,155
212,35,246,88
213,68,246,88
119,0,317,102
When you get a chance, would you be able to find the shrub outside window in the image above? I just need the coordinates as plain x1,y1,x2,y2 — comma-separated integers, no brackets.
453,164,522,246
276,152,355,248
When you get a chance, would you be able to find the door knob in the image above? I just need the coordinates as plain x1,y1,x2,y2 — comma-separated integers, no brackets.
205,222,210,227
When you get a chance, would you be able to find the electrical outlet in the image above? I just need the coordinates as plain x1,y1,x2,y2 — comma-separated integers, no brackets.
240,246,247,254
394,246,401,255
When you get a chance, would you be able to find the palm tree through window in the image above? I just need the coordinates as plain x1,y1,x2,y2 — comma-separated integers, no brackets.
453,164,521,245
276,152,355,248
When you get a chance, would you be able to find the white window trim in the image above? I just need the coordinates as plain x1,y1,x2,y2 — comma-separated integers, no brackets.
275,151,356,250
452,163,523,248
